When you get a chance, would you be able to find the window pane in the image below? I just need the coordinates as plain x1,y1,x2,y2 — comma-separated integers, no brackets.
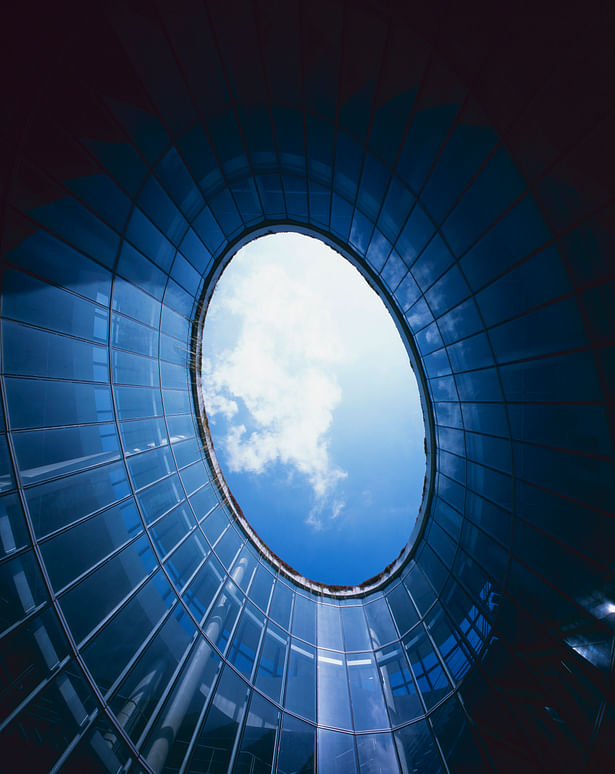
317,651,352,730
234,692,280,774
142,637,220,773
395,720,444,774
356,732,399,774
292,593,316,643
255,622,288,703
276,714,315,774
270,579,293,630
228,603,264,679
318,603,343,650
342,604,371,651
347,654,389,731
190,666,248,774
404,626,451,710
318,729,357,774
203,580,243,655
376,644,423,725
365,597,398,649
285,640,316,721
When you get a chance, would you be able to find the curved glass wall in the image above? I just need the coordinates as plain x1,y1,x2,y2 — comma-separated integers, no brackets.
1,2,614,772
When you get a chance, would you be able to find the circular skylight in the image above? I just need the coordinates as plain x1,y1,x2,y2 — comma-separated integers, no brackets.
199,232,428,587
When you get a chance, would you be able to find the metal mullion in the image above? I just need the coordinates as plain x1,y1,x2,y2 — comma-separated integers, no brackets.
360,47,436,266
249,0,289,217
200,0,267,218
447,115,615,274
0,652,71,733
101,602,179,704
110,306,161,333
48,708,103,774
1,260,111,313
53,531,146,598
132,470,183,507
134,627,202,753
224,551,252,603
4,430,147,772
507,551,614,641
0,540,34,568
506,433,612,463
2,68,161,774
297,0,311,226
450,503,509,554
208,522,231,553
0,656,86,739
325,0,350,231
19,454,125,494
190,565,225,630
438,597,485,664
248,616,272,693
0,372,108,389
155,288,207,585
4,203,113,277
177,658,227,774
160,522,199,566
9,154,125,244
75,569,160,653
448,550,501,627
33,112,214,309
353,18,434,266
33,492,134,544
150,3,250,235
199,573,246,660
10,418,120,436
1,315,109,349
176,552,210,599
69,96,220,270
123,441,173,464
195,500,220,526
513,509,613,576
395,50,607,282
225,683,255,774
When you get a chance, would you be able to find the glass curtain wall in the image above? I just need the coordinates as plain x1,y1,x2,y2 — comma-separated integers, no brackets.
1,1,614,772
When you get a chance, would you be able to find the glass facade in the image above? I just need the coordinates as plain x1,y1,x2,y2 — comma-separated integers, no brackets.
1,1,614,772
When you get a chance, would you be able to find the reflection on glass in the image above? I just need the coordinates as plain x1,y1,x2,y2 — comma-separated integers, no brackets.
228,603,264,678
347,655,389,730
285,640,316,721
341,604,371,652
376,644,423,725
204,580,243,654
234,692,279,774
317,651,352,730
364,598,398,649
255,622,289,702
356,732,399,774
318,604,343,650
292,593,316,644
395,720,444,774
317,728,357,774
190,665,248,774
404,627,451,710
142,636,220,772
276,714,315,774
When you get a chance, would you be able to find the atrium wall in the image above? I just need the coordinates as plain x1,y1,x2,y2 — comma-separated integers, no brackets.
1,2,614,772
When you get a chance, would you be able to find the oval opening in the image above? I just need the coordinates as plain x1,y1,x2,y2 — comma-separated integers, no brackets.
200,232,426,586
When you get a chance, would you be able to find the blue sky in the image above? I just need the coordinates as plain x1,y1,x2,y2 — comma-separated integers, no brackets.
201,233,425,586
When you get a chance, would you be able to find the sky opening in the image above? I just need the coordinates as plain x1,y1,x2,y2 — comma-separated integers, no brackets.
201,232,425,586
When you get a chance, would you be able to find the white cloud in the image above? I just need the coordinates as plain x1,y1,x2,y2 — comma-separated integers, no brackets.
202,234,350,522
306,497,345,532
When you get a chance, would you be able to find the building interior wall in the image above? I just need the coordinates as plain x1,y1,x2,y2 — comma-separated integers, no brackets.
1,1,614,772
